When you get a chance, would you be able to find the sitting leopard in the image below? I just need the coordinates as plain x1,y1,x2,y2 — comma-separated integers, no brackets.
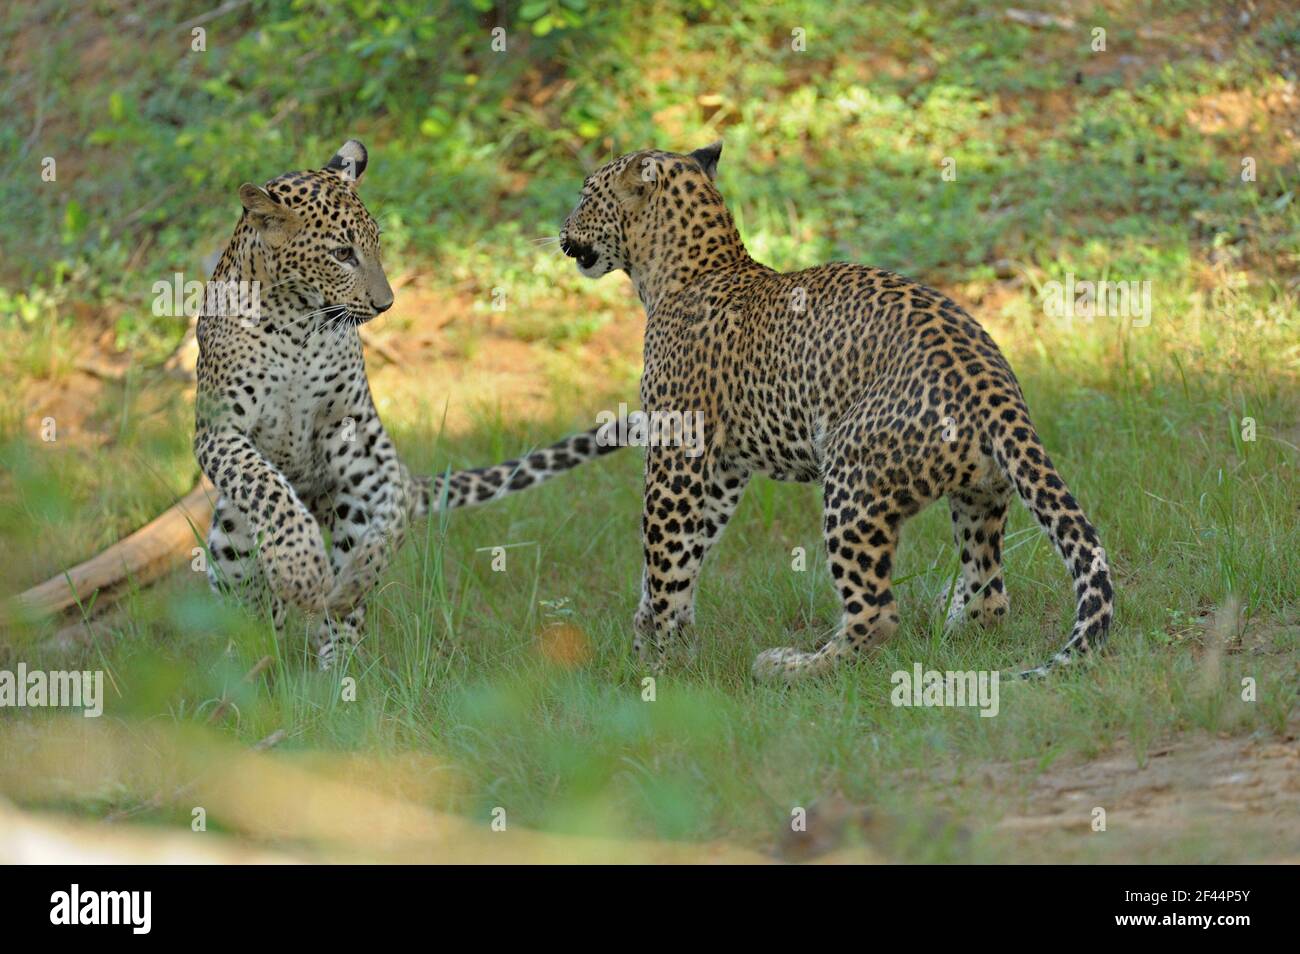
195,140,621,668
558,142,1114,681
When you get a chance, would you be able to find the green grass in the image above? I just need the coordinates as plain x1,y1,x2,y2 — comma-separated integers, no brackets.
3,325,1296,860
0,0,1297,861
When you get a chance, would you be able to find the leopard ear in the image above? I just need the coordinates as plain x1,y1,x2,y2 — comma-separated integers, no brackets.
324,139,368,185
239,183,301,248
688,141,722,181
614,152,658,206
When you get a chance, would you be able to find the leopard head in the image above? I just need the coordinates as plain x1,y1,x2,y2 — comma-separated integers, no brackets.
237,139,394,325
559,142,730,285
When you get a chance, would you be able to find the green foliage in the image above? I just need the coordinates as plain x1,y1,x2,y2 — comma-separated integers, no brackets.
4,0,1295,355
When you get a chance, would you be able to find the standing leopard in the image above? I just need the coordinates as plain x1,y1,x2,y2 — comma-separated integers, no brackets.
195,140,622,668
558,142,1114,681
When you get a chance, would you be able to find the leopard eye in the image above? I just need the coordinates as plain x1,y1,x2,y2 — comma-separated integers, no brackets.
332,247,357,265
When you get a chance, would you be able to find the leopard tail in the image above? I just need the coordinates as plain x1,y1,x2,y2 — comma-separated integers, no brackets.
987,402,1114,677
412,424,623,516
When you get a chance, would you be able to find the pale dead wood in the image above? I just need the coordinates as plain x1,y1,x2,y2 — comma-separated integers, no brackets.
5,721,778,862
204,655,275,726
10,477,216,623
0,797,298,864
176,0,253,32
105,725,287,824
251,728,287,752
1003,8,1075,30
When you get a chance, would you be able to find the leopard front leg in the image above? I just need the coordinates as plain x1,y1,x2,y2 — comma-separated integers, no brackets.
310,414,414,670
633,448,749,669
205,495,286,630
196,426,333,614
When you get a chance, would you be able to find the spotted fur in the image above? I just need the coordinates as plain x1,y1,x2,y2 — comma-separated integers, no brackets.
560,143,1114,682
195,140,621,668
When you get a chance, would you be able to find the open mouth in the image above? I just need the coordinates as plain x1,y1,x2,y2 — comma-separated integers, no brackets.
560,237,599,271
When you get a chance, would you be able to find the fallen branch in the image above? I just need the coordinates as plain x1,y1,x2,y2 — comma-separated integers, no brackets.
251,728,287,752
10,477,216,624
176,0,253,33
1003,9,1075,30
204,655,275,726
105,726,287,824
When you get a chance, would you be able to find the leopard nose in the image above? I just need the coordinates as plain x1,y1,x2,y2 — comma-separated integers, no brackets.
373,297,393,314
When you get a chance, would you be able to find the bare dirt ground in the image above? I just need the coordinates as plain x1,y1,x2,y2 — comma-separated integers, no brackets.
993,724,1300,862
775,718,1300,863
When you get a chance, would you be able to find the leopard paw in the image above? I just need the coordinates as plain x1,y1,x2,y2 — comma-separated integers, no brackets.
752,646,815,682
263,528,334,614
